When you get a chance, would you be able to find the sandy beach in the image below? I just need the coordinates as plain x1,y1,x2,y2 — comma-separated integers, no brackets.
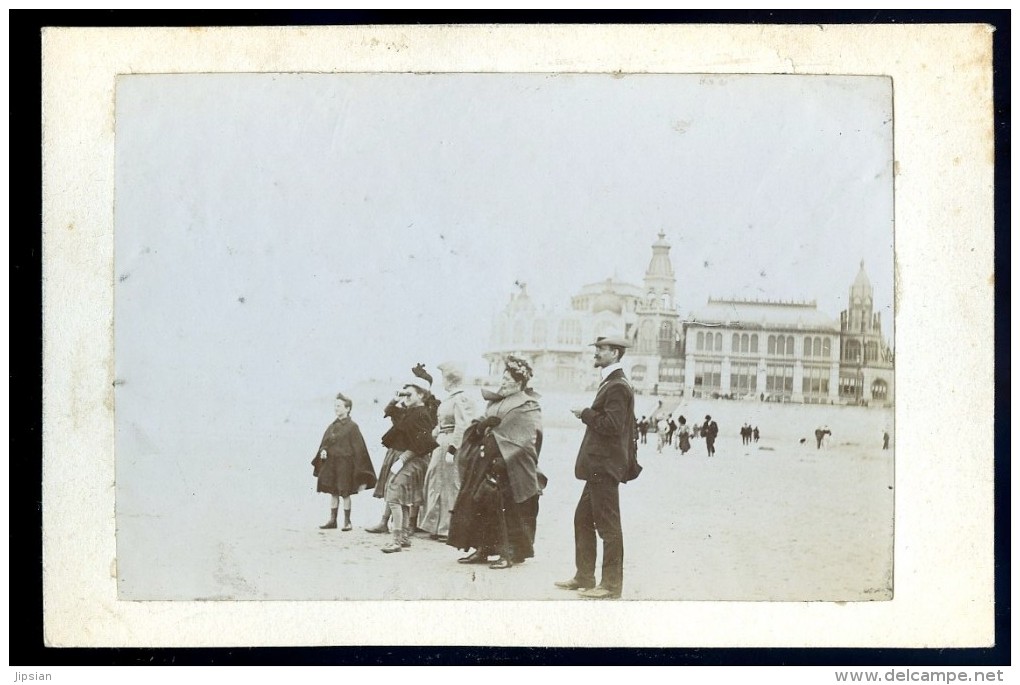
116,385,893,602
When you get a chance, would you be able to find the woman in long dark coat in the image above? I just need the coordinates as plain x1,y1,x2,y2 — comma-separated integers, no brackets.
311,392,377,530
447,355,544,570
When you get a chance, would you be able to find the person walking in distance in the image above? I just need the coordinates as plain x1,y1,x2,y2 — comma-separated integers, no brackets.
556,333,641,600
703,415,719,457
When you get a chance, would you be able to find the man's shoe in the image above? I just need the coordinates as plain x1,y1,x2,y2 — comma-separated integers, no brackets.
381,543,402,554
554,578,595,591
578,586,621,600
488,557,513,570
365,523,389,534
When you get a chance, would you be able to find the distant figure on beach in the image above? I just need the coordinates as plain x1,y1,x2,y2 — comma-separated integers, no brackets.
740,423,752,445
753,426,760,443
882,431,890,450
814,426,832,450
448,355,544,570
638,416,649,444
367,375,438,553
419,363,479,543
676,415,691,454
703,415,719,457
311,392,378,531
656,416,669,453
666,415,677,447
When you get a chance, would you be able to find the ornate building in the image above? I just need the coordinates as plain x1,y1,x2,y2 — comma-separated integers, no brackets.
484,232,681,390
484,236,893,405
683,298,842,403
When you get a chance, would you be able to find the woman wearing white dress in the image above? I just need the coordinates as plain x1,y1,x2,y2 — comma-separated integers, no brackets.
419,363,479,541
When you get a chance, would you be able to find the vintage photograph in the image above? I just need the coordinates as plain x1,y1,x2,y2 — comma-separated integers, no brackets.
113,72,895,602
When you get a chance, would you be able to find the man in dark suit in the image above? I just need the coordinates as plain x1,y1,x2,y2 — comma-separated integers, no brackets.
555,333,639,600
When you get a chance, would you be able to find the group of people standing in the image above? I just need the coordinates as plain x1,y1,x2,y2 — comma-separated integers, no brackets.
313,359,544,567
309,332,642,600
739,423,760,445
637,413,721,457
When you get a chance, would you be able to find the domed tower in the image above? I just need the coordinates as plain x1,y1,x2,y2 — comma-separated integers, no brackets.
839,259,893,405
643,231,676,308
633,233,683,390
846,260,874,334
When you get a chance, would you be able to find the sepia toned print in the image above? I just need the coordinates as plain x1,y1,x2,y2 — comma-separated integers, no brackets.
114,72,893,601
41,23,995,650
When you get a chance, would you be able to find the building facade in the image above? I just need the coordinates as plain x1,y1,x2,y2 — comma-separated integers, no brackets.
484,236,893,405
683,298,842,403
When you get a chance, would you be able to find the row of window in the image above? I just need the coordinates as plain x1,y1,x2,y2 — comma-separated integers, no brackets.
839,375,889,400
692,331,834,358
502,355,886,399
691,363,837,397
842,339,883,363
504,319,841,359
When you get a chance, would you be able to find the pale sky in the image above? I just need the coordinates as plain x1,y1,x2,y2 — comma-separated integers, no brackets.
115,73,893,418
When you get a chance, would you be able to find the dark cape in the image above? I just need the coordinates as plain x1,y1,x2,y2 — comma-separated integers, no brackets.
447,390,544,560
311,418,377,497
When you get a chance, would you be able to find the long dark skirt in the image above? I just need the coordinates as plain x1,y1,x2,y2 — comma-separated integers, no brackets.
447,438,539,561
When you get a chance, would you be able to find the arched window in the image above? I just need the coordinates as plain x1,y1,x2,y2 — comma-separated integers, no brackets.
768,335,776,355
786,336,794,356
804,336,813,357
776,336,785,355
741,334,750,353
714,333,722,351
732,333,740,353
865,341,879,363
750,334,759,353
845,339,862,362
639,320,656,354
659,321,674,355
871,378,888,401
822,337,831,358
696,331,704,351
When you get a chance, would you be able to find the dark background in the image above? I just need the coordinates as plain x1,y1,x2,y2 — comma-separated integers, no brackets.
13,9,1009,666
